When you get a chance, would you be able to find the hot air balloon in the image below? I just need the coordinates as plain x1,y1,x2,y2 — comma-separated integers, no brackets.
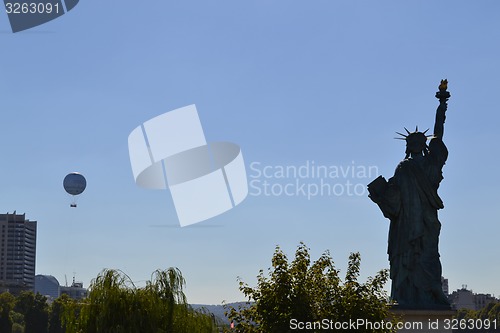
63,172,86,207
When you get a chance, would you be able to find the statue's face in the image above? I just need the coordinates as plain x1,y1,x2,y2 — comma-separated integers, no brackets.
405,132,427,155
406,140,425,154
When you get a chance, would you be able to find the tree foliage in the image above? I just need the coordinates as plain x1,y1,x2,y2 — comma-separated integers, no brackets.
14,291,49,333
0,292,16,333
0,267,220,333
48,294,72,333
62,268,219,333
454,302,500,322
225,242,397,333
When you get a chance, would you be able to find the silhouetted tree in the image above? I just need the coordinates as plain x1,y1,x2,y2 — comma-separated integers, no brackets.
48,294,73,333
0,292,16,333
15,291,48,333
225,242,397,333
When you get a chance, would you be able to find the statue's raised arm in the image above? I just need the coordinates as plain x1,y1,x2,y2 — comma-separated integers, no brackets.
434,79,450,141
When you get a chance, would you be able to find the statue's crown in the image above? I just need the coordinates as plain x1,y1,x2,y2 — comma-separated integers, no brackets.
395,126,434,143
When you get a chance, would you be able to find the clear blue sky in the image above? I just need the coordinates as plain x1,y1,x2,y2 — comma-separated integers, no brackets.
1,1,499,304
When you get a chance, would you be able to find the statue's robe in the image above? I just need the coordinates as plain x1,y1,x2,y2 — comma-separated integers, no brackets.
377,137,450,308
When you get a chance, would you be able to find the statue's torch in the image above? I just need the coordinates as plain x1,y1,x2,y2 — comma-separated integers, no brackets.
435,79,451,102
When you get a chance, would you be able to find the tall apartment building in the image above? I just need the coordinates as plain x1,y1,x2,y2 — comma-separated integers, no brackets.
0,212,37,295
441,276,449,296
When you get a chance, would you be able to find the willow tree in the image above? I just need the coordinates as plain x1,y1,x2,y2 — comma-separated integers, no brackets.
63,268,218,333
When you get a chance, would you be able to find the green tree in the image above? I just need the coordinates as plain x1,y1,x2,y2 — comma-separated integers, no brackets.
490,303,500,323
478,302,497,321
11,311,25,332
14,292,48,333
225,242,397,333
48,294,73,333
0,292,16,333
62,268,219,333
455,307,476,321
12,322,24,333
454,302,500,332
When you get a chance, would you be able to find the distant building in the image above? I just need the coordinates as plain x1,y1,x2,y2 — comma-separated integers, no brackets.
449,286,475,310
35,275,60,300
60,278,87,300
448,285,498,311
0,212,37,295
473,293,497,310
441,276,449,296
